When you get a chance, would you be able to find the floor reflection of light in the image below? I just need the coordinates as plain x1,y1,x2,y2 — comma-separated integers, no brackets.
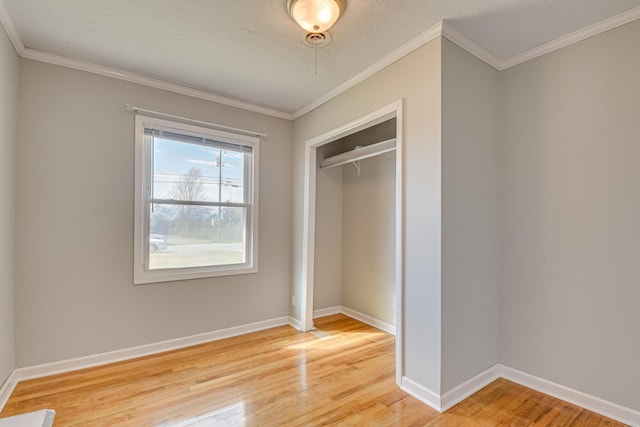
285,330,385,350
298,350,308,393
157,402,246,427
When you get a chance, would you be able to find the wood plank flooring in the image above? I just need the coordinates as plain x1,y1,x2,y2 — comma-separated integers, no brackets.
0,314,627,426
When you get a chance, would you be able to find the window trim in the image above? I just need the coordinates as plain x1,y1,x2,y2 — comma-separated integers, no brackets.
134,115,259,284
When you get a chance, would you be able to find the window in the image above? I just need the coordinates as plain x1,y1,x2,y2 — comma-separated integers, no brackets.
134,115,258,284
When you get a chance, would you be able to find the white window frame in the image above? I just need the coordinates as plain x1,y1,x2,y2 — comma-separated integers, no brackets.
134,115,259,284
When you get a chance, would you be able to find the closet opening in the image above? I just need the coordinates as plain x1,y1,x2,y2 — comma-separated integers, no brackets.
300,100,403,385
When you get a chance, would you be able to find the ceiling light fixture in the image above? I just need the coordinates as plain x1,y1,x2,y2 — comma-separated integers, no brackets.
287,0,345,33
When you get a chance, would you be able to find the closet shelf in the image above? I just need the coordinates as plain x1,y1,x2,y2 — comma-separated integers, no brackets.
320,138,396,170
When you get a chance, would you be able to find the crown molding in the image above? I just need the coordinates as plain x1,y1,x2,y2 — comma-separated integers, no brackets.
292,21,443,119
5,1,640,120
0,3,293,120
291,19,503,119
0,0,24,55
292,6,640,116
441,20,502,70
502,5,640,70
1,0,292,120
21,49,293,120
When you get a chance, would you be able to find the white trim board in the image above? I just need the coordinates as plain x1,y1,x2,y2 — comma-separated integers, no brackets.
0,0,23,54
0,1,293,119
441,21,501,70
401,364,640,426
299,100,404,387
1,308,385,411
441,365,501,411
498,365,640,426
0,316,290,412
401,376,442,412
310,306,396,335
339,306,396,335
287,316,302,331
21,49,292,120
0,371,19,413
3,324,640,426
312,306,342,318
400,365,501,413
3,0,640,120
500,5,640,69
299,100,402,333
291,22,442,119
292,6,640,116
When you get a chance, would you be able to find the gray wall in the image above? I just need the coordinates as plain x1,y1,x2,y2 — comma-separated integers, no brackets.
312,121,397,325
0,24,19,384
6,13,636,414
500,20,640,411
441,38,501,393
341,149,396,325
293,39,443,393
15,60,293,367
312,144,343,310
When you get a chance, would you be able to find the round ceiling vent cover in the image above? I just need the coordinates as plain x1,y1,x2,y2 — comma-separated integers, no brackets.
302,31,332,48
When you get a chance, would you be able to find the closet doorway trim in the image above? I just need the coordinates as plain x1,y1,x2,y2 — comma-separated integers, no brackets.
301,99,404,385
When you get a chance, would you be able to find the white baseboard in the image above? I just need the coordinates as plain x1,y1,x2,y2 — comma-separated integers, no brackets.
313,306,341,318
303,305,396,335
400,365,500,413
5,316,637,426
499,364,640,426
441,365,501,411
399,363,639,426
0,315,290,411
288,316,302,331
400,376,442,412
0,371,19,412
339,306,396,335
290,306,394,333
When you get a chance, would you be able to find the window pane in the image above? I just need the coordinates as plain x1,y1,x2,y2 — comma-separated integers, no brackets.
148,204,247,270
152,137,248,203
135,115,258,284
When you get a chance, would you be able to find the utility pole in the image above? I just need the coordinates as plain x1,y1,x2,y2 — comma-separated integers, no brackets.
215,151,224,242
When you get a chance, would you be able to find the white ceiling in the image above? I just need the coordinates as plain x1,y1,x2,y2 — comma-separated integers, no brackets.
3,0,640,116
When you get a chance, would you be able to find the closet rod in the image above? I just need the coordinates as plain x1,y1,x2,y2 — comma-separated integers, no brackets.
320,138,396,170
125,104,268,139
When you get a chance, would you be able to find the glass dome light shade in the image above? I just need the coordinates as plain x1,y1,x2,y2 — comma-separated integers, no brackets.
287,0,345,33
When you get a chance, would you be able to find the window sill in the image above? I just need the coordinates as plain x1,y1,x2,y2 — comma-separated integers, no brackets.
134,264,257,285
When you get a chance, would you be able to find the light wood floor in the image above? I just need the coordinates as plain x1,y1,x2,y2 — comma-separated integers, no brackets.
0,314,627,426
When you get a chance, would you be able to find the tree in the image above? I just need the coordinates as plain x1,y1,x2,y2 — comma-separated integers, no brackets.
168,167,207,236
168,167,206,201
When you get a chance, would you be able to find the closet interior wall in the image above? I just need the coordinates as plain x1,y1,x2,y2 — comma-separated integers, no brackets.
314,119,396,327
